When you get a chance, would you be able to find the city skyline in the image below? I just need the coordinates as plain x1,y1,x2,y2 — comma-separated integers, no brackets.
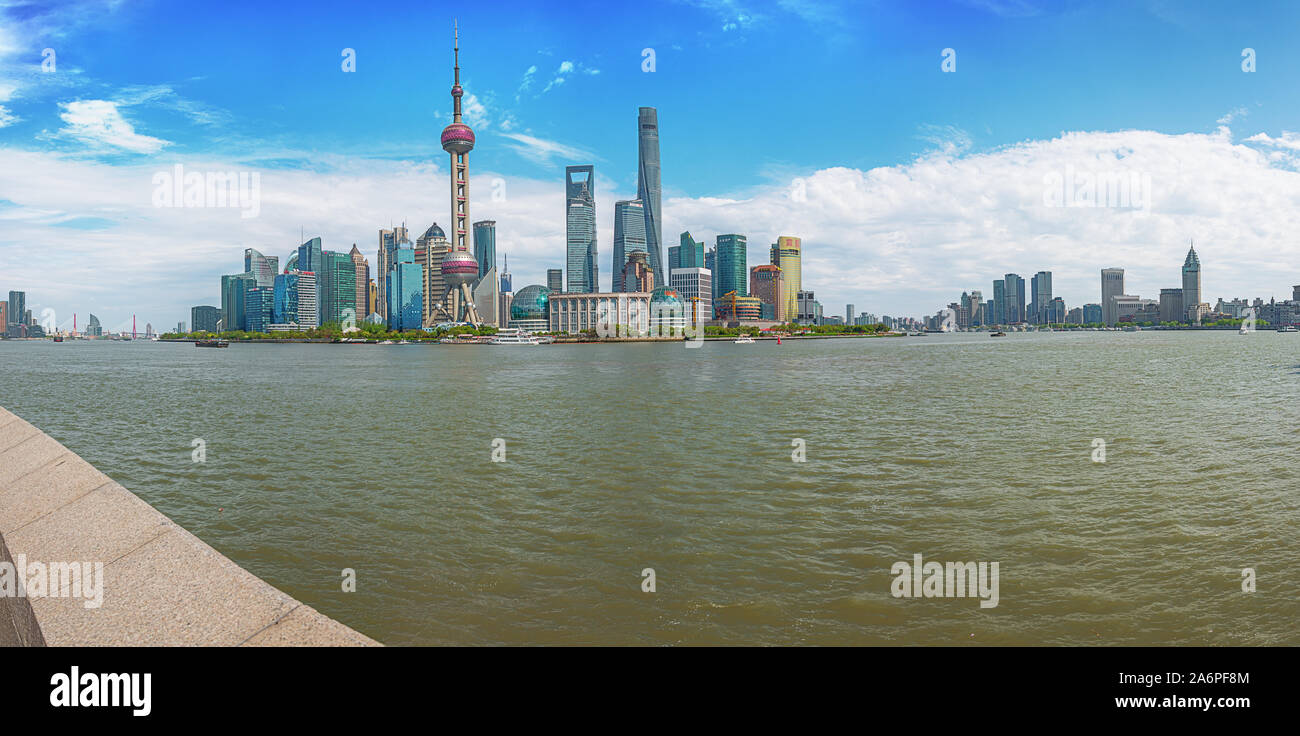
7,1,1300,328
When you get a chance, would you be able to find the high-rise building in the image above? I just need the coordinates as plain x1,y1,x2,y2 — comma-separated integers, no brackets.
1101,268,1125,325
623,250,655,293
499,254,512,295
320,250,357,326
1159,288,1184,323
245,286,274,332
611,200,645,292
1003,273,1025,324
273,273,301,325
350,245,369,326
376,225,410,320
565,165,597,293
715,234,747,299
770,236,801,323
1182,243,1201,322
177,321,185,334
749,264,784,322
0,301,8,329
795,290,820,325
670,267,712,325
846,304,855,325
86,313,102,337
418,223,448,324
387,247,423,330
6,291,25,327
1046,296,1066,324
244,248,278,287
547,269,564,293
295,271,318,329
637,107,664,286
368,280,377,318
1031,271,1052,324
992,279,1006,325
471,220,500,326
221,273,255,332
191,305,221,333
438,26,483,325
1082,303,1103,324
670,232,705,273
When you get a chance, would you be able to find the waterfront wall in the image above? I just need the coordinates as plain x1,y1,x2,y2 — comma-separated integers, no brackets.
0,406,378,646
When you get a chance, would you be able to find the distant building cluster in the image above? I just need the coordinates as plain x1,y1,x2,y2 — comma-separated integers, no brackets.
925,244,1299,331
0,290,45,339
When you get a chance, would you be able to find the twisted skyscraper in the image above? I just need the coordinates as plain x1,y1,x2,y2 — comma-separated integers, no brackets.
637,107,663,287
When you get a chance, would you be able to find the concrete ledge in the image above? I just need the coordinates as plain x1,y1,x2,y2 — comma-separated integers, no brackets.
0,406,379,646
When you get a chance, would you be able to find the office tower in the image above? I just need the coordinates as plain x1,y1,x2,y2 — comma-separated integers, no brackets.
244,248,278,287
1182,243,1201,321
1159,288,1184,323
439,26,483,324
770,236,801,323
319,250,357,326
245,286,273,332
1047,296,1066,324
418,223,448,323
473,220,496,286
966,290,983,327
846,304,854,325
1031,271,1052,324
985,299,995,326
623,250,655,292
471,220,499,326
1082,303,1102,324
84,313,101,337
6,291,24,326
350,245,369,323
547,269,564,292
297,237,323,275
499,254,512,294
670,267,712,325
387,246,423,330
1293,285,1300,303
671,232,705,273
177,321,185,334
1111,294,1143,323
1101,268,1125,325
705,247,716,303
749,265,784,321
796,290,820,324
611,200,646,292
715,234,747,298
0,302,6,329
294,271,319,329
221,273,255,332
191,305,221,332
368,280,377,317
565,165,597,293
991,279,1006,325
1002,273,1025,324
637,106,663,286
273,273,301,325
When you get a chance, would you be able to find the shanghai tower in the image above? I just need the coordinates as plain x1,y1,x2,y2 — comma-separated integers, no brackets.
637,107,663,287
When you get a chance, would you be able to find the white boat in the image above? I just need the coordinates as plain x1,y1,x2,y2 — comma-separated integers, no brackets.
378,339,394,345
734,335,756,344
1279,325,1298,333
490,328,541,345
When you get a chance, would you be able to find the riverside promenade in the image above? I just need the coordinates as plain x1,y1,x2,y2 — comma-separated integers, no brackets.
0,405,378,646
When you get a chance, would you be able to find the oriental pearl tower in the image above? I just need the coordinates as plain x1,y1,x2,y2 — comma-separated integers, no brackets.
439,22,483,325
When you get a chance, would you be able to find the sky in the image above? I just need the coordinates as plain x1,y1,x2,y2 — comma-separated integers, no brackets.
4,0,1300,331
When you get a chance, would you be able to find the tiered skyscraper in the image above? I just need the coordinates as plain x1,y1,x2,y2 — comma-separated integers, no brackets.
565,165,597,293
1182,243,1201,321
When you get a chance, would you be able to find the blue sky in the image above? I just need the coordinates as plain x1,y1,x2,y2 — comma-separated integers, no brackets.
4,0,1300,330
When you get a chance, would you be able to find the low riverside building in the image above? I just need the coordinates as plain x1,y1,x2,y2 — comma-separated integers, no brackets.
549,288,689,337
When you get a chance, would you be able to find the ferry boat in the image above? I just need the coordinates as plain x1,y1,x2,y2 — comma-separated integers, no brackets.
1279,325,1298,333
734,335,756,344
489,328,541,345
195,339,229,348
990,331,1007,337
52,335,64,342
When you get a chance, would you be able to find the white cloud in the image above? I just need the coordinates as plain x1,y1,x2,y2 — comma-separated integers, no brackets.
55,100,169,153
499,132,595,166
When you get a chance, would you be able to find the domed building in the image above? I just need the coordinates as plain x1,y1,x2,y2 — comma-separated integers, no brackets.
650,286,688,335
509,284,551,333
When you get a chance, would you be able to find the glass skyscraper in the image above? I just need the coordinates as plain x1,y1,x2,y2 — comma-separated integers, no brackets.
320,250,357,326
245,286,273,332
612,199,646,292
244,248,278,287
770,236,801,322
637,107,663,287
386,247,423,330
273,272,300,325
473,220,496,284
1003,273,1026,324
6,291,24,326
565,165,597,293
1030,271,1052,324
992,279,1006,325
716,234,747,298
220,273,255,331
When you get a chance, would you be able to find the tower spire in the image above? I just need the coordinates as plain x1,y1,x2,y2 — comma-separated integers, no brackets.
452,20,463,122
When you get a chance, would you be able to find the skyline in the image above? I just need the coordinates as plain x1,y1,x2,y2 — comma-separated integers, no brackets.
6,1,1300,329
